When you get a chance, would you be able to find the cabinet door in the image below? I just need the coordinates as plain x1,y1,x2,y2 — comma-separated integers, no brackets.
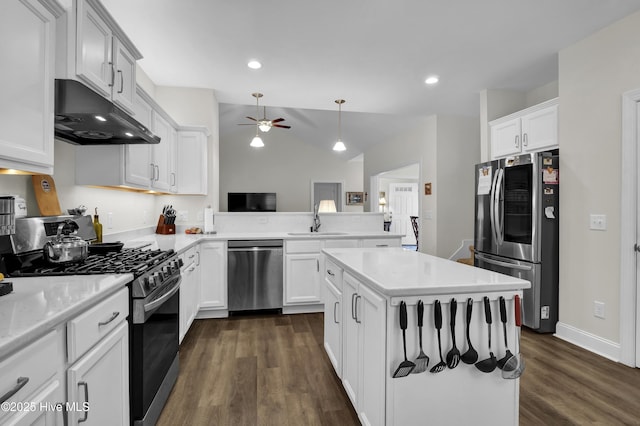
285,253,322,305
177,130,208,195
358,284,386,426
490,118,521,159
324,279,342,377
169,127,178,193
67,322,129,426
0,0,55,173
341,273,359,408
151,113,172,192
3,380,63,426
179,259,197,343
125,95,152,188
111,38,136,114
521,104,558,152
199,242,226,310
76,0,113,99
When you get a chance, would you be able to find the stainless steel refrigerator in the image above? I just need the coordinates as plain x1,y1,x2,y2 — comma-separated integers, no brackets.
474,149,559,332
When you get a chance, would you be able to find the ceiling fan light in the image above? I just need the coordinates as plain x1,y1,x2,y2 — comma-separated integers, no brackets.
258,122,271,132
333,140,346,151
250,135,264,147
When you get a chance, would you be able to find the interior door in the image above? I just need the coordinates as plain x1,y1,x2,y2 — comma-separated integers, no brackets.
313,182,342,211
388,183,418,245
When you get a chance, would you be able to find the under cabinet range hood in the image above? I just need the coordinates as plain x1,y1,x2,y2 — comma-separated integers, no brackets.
54,79,160,145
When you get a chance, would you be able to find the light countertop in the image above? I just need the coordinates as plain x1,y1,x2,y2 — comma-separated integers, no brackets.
322,247,531,297
124,231,403,254
0,274,131,359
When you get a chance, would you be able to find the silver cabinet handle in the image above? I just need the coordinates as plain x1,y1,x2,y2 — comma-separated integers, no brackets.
78,382,89,423
327,269,335,276
351,293,357,320
196,251,200,266
150,163,155,181
354,295,362,323
375,244,388,247
170,172,176,186
98,311,119,326
523,133,528,146
334,301,339,324
108,62,114,87
0,377,29,404
117,70,124,93
188,253,195,259
154,165,160,181
316,259,319,272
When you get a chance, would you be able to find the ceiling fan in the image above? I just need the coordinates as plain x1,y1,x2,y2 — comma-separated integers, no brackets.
239,93,291,132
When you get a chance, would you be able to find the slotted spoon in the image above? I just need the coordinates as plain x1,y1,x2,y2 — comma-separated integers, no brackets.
430,300,447,373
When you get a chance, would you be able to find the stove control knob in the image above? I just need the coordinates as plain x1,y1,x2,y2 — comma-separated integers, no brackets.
177,258,184,268
143,277,151,290
151,272,162,287
162,266,171,276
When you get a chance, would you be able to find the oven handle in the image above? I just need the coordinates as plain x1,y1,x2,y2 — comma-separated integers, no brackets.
144,275,181,313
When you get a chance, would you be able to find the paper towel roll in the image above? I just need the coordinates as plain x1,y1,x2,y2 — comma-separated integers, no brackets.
203,207,215,234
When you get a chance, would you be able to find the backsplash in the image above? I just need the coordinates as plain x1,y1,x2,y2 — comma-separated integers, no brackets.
214,212,384,233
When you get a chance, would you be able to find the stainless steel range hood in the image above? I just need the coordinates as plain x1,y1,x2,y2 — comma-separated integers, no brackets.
54,79,160,145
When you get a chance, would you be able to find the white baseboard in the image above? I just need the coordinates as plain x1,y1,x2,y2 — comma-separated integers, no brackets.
554,322,620,362
282,304,324,314
195,309,229,319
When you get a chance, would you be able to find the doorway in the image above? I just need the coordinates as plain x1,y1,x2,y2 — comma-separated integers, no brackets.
619,88,640,367
311,181,343,212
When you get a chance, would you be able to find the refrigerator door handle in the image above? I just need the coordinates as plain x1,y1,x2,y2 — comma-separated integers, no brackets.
495,168,505,245
489,167,500,244
475,253,533,271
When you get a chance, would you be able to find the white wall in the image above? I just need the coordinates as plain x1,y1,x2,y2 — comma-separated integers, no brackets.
557,10,640,343
363,115,479,257
219,129,363,212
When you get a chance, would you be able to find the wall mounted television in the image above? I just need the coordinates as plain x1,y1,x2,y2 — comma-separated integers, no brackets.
227,192,277,212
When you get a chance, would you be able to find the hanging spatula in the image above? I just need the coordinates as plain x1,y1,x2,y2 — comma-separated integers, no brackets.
393,301,415,378
412,300,429,373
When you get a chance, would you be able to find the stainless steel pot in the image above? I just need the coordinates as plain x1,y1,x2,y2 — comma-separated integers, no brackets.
43,220,88,264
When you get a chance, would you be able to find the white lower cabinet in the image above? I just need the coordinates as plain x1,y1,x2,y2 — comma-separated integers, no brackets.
198,241,227,314
179,246,200,343
66,321,129,426
323,259,343,377
285,252,322,304
341,272,386,425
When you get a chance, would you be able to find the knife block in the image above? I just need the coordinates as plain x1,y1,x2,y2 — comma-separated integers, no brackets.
155,215,175,235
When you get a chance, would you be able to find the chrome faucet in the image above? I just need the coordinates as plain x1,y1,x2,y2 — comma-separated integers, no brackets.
312,203,321,232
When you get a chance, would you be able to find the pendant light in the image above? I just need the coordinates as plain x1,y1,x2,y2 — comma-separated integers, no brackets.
250,93,265,147
333,99,346,151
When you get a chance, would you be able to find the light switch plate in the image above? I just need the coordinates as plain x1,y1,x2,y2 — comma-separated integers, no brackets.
590,214,606,230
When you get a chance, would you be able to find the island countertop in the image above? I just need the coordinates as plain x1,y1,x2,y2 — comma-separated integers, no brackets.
322,247,530,297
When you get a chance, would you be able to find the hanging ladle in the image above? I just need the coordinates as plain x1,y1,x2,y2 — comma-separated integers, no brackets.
502,294,526,379
475,296,497,373
496,296,513,369
460,298,478,364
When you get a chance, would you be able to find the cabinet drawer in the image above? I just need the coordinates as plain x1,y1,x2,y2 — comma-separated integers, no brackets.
286,239,322,253
324,239,358,249
361,238,400,248
324,259,343,290
0,331,60,420
180,246,197,272
67,287,128,363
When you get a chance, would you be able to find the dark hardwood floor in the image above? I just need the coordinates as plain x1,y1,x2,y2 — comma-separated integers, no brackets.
158,314,640,425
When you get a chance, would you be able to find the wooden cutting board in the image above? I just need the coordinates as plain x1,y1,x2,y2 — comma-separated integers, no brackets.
32,174,62,216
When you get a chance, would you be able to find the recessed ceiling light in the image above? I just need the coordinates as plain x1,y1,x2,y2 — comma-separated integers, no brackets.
247,60,262,69
425,76,439,85
95,115,107,121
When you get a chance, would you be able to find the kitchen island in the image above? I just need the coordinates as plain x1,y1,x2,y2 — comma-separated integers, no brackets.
322,247,530,426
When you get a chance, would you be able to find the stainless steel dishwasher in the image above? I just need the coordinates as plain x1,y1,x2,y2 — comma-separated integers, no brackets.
227,240,283,312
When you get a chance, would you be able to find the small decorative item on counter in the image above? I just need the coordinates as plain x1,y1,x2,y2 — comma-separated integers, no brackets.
0,273,13,297
185,227,202,234
93,208,103,243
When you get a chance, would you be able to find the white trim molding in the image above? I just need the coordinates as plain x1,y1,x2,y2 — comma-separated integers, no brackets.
619,88,640,367
555,322,620,363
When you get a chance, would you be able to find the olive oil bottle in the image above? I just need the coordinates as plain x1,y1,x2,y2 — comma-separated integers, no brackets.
93,207,103,243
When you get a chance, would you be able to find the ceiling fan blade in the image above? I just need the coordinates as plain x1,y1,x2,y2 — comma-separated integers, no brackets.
245,116,257,121
273,124,291,129
271,118,285,123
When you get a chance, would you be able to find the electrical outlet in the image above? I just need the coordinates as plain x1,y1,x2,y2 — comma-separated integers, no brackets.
594,301,605,319
541,306,549,320
590,214,607,230
107,212,113,229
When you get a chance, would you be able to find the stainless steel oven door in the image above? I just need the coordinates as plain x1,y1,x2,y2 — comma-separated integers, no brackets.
131,275,180,426
474,252,541,329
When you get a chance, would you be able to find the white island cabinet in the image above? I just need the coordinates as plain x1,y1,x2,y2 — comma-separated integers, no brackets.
322,248,530,426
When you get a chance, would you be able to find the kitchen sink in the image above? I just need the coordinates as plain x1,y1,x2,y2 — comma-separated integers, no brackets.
287,232,347,236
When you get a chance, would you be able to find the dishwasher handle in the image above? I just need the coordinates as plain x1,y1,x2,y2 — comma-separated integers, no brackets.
228,247,283,253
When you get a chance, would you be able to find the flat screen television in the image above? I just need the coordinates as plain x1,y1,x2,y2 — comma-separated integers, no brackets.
227,192,276,212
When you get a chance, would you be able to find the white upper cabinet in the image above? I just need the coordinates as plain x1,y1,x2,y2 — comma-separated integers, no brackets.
151,113,172,192
490,98,558,159
177,129,209,195
124,92,153,187
58,0,141,114
0,0,62,174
